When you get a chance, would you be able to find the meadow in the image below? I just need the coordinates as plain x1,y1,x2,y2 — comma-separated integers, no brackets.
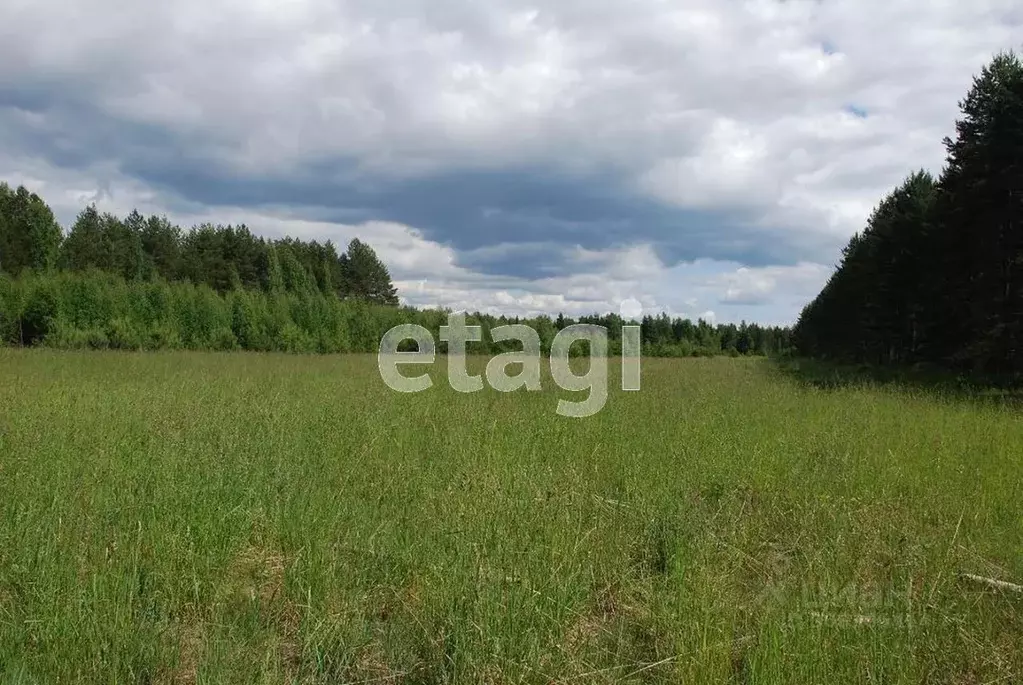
0,350,1020,683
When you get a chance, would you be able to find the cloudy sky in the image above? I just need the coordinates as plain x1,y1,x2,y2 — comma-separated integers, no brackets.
2,0,1020,324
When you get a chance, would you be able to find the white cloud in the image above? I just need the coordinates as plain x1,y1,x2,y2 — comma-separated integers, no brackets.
1,0,1020,323
715,262,830,307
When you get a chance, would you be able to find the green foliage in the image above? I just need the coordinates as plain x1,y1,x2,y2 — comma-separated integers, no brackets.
795,51,1023,381
59,206,107,272
0,183,62,274
263,244,285,294
0,179,791,359
20,278,60,345
0,270,787,358
338,238,399,305
107,317,147,350
140,214,182,280
46,320,110,350
1,184,402,307
795,171,937,364
0,273,20,345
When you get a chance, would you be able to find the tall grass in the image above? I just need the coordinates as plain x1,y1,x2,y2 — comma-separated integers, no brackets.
0,351,1020,683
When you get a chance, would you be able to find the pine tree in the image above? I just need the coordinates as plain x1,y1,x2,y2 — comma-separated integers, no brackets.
860,171,936,364
140,215,182,280
60,206,107,271
795,52,1023,378
338,238,399,305
927,51,1023,374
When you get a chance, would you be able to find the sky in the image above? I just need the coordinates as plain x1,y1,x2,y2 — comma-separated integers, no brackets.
2,0,1020,325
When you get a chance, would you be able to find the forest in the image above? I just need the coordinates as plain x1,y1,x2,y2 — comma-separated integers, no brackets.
794,52,1023,381
0,185,790,357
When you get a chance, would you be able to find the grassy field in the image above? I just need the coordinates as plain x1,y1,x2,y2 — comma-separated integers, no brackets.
0,350,1020,683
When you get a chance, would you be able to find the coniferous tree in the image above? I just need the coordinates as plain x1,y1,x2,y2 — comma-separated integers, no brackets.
338,238,399,305
105,212,145,281
927,52,1023,375
59,206,107,272
140,215,182,280
795,52,1023,379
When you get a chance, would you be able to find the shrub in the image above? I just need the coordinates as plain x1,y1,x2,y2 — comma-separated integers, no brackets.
107,317,146,350
211,327,239,352
46,321,109,350
279,322,314,353
147,322,183,351
20,281,60,345
0,274,20,345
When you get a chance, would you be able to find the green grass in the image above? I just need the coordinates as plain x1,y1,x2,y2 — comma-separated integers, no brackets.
0,350,1020,683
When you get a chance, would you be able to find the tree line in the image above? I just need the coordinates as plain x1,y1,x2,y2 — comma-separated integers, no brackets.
793,51,1023,380
0,188,399,304
0,185,791,356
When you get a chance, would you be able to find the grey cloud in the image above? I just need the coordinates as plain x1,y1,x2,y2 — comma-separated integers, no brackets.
1,0,1021,322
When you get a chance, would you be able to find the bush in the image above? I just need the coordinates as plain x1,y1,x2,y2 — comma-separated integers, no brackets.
46,321,109,350
229,293,271,351
107,317,146,350
0,274,20,345
59,270,114,329
20,281,60,345
279,323,314,353
211,327,239,351
147,322,183,350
